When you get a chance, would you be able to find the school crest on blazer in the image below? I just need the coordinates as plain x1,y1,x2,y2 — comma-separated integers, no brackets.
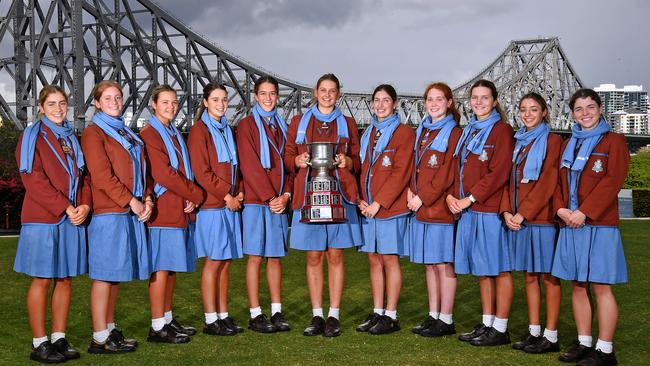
427,153,438,167
478,149,489,162
382,155,392,167
592,159,603,173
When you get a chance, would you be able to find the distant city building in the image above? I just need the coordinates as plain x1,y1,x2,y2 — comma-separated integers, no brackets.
595,84,649,115
610,108,649,135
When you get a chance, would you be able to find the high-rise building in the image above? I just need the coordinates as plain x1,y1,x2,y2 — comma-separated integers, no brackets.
610,108,649,135
594,84,649,115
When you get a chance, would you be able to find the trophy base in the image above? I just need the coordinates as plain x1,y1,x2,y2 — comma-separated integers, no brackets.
300,205,347,224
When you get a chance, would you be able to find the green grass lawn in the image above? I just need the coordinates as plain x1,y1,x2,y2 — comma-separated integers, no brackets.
1,220,649,365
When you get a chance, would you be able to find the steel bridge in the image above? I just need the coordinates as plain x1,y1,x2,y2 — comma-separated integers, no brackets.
1,0,585,131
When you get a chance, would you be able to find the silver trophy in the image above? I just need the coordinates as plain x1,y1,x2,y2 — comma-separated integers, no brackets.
300,142,346,223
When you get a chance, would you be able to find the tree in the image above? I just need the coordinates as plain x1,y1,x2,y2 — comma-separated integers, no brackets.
0,121,24,228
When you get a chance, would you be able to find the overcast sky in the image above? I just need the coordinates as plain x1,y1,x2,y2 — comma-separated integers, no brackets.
153,0,650,94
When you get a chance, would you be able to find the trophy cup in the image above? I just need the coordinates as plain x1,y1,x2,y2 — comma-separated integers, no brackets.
300,142,347,223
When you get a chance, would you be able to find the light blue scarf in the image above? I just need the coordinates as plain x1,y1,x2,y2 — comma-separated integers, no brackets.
295,104,349,144
562,118,610,211
19,116,85,174
252,103,287,169
453,108,501,157
147,115,194,197
92,111,146,197
415,114,456,153
201,109,238,165
513,122,550,181
359,113,401,164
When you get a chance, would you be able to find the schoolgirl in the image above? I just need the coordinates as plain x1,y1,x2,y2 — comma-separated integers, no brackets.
82,80,151,354
355,84,414,335
407,82,462,338
15,86,90,363
140,85,205,343
552,89,629,366
236,76,292,333
447,79,514,346
284,73,363,337
501,92,562,354
188,82,244,336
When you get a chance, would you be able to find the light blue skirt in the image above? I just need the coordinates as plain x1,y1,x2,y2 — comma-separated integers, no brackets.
552,225,627,284
408,219,455,264
359,214,409,256
88,212,149,282
290,202,363,251
242,204,288,258
454,210,511,276
14,218,87,278
195,208,243,261
148,226,196,272
509,224,557,273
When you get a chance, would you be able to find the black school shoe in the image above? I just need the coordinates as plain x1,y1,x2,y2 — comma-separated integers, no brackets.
303,316,325,336
51,338,80,360
30,341,66,364
147,324,191,344
203,320,236,336
323,316,341,337
88,336,136,354
109,328,138,348
411,315,435,334
524,337,560,354
559,341,594,363
248,314,276,333
169,318,197,336
270,312,291,332
222,317,244,333
420,319,456,337
576,349,618,366
512,333,542,350
469,327,511,346
357,313,381,332
369,315,400,335
458,323,489,342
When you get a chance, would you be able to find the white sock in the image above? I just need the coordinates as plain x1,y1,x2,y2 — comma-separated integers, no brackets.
217,312,229,320
374,308,385,315
595,339,613,354
492,317,508,333
107,322,116,332
578,335,593,348
93,329,109,344
151,317,166,331
385,310,397,320
312,308,324,318
543,328,558,343
428,311,440,319
250,306,262,319
439,313,453,325
32,336,48,348
529,324,542,337
271,303,282,316
328,307,340,320
164,310,173,324
482,314,495,327
205,312,218,324
50,332,65,343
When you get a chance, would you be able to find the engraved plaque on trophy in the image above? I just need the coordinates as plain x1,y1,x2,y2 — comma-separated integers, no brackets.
300,142,346,223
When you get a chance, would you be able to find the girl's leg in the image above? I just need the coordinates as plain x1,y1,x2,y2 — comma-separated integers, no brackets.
246,256,263,309
438,263,457,317
27,278,52,338
50,278,72,333
382,254,402,313
367,253,385,311
326,248,345,309
305,251,324,310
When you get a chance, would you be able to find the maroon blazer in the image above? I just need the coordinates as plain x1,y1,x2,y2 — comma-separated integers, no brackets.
284,114,361,210
81,124,152,214
140,124,205,228
410,127,462,223
452,121,514,213
499,133,562,225
236,115,294,205
16,124,92,224
187,119,242,209
553,132,629,226
359,124,415,219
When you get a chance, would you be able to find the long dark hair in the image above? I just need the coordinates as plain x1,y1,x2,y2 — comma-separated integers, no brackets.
195,82,228,121
469,79,507,122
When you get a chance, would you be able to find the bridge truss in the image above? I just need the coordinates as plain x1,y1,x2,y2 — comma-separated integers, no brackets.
1,0,583,131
